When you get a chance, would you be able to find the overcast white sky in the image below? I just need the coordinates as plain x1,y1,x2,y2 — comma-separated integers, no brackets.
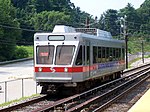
70,0,145,17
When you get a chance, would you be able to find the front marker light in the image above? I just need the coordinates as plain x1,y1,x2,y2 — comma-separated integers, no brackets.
64,67,68,72
38,67,42,72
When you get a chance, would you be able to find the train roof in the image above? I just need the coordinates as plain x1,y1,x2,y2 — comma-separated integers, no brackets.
35,25,124,43
52,25,112,39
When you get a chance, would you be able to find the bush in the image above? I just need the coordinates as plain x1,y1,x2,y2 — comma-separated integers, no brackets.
22,46,33,57
13,46,29,59
0,56,7,62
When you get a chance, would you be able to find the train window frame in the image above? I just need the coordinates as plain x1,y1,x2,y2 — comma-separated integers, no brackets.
48,35,65,41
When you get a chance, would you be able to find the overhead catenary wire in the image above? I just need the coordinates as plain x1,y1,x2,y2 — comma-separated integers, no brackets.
0,24,43,32
0,39,33,45
0,40,33,45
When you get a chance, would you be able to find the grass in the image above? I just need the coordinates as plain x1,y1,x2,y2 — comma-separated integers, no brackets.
128,57,141,68
128,40,150,54
0,94,40,107
128,55,150,68
145,55,150,58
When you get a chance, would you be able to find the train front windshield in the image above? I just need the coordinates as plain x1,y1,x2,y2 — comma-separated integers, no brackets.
36,45,75,65
36,45,54,64
55,45,75,65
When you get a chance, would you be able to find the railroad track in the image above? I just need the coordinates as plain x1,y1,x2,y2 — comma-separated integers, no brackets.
0,63,150,112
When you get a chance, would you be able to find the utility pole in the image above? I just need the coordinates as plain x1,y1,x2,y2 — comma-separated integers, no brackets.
123,16,128,69
85,17,90,28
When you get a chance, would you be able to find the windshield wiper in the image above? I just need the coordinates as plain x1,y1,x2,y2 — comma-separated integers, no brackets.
58,45,63,59
48,44,51,59
58,42,65,59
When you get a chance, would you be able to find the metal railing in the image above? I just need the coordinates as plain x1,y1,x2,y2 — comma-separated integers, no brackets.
0,78,40,104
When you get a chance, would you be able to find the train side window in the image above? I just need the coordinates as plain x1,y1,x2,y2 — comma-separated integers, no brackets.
109,48,113,61
106,47,109,62
101,47,106,62
98,47,102,63
83,46,86,65
75,46,82,65
122,48,125,60
113,48,116,61
87,46,90,65
119,48,122,60
116,48,119,61
93,46,97,64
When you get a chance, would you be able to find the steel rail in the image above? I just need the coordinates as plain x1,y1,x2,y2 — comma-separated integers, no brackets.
66,69,150,112
93,70,150,112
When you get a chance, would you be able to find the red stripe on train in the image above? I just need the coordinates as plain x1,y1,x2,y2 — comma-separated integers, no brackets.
35,67,83,72
34,65,97,73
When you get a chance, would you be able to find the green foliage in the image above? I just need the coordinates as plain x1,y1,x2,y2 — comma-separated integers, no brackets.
137,0,150,35
0,0,21,61
98,9,120,36
31,11,71,31
1,0,91,61
119,3,141,34
22,46,33,57
97,1,150,54
10,0,90,41
13,46,29,59
128,36,150,54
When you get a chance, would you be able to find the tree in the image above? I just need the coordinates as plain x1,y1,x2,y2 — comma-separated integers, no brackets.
10,0,90,43
137,0,150,35
119,3,141,34
98,9,120,36
0,0,21,61
11,0,29,9
31,11,71,31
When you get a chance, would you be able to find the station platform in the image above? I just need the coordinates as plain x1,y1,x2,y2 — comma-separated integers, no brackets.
128,89,150,112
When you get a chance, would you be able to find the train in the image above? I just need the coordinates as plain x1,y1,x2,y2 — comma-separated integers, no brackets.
34,25,125,94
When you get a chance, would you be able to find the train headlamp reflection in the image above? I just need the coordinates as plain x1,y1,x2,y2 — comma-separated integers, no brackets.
64,67,68,72
38,67,42,72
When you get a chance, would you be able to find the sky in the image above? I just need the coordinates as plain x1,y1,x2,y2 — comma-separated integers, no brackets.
70,0,145,17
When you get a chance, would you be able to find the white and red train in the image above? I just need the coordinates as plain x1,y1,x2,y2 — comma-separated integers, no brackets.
34,25,125,94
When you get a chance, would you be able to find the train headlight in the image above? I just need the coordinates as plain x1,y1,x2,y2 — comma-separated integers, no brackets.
64,67,68,72
38,67,42,72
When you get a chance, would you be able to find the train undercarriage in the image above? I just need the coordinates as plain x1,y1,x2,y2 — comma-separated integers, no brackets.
39,71,123,95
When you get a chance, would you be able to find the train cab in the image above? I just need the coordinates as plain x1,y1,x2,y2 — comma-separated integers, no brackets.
34,25,83,84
